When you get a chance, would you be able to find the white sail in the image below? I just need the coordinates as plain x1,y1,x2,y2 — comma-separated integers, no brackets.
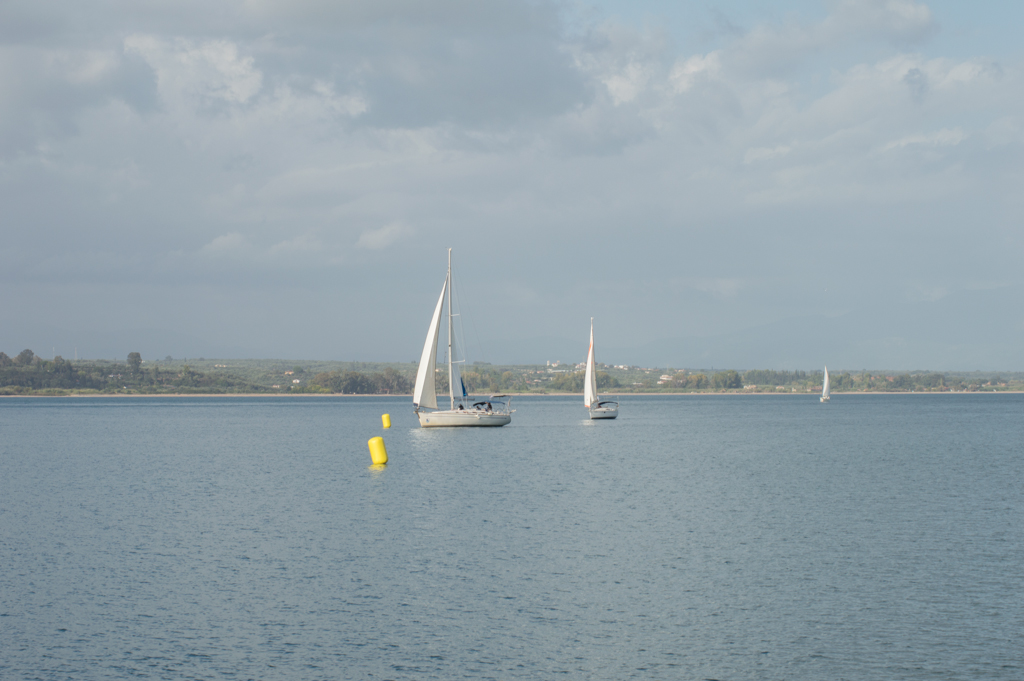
413,279,447,410
584,319,598,408
822,366,830,399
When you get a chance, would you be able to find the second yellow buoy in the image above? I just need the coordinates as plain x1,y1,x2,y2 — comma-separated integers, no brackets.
382,413,391,429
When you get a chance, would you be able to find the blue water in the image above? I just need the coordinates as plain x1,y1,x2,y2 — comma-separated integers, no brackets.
1,394,1022,680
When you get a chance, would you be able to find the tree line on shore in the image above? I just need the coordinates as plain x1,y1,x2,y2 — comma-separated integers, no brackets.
296,366,547,394
0,350,263,394
0,349,1016,395
656,369,991,392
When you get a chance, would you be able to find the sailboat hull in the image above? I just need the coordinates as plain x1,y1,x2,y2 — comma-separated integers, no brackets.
417,410,511,427
589,406,618,419
820,396,830,403
588,400,619,419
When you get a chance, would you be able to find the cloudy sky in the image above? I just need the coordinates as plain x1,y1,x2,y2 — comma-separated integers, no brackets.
1,0,1021,369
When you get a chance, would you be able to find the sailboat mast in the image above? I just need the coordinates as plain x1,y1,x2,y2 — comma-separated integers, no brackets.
447,247,454,410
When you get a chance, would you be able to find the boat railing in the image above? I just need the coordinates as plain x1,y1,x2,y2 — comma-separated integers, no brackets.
489,394,514,414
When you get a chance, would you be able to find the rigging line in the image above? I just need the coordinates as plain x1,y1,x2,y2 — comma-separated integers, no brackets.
450,257,471,366
452,256,486,369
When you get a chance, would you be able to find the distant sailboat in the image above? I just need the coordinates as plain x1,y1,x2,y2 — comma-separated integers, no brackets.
412,249,513,427
584,318,618,419
820,366,831,403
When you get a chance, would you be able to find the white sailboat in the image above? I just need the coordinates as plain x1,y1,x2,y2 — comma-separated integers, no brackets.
584,318,618,419
413,249,513,427
820,366,831,403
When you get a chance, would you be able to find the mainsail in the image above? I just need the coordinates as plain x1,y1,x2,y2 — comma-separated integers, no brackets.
822,366,830,400
584,320,598,408
413,280,447,410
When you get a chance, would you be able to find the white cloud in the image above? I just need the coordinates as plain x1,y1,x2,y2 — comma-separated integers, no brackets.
124,35,263,107
668,52,721,93
311,80,369,118
744,145,792,164
356,222,414,249
829,0,934,42
196,230,341,267
603,61,653,105
200,232,251,256
570,23,669,107
882,127,966,151
56,50,121,84
268,233,324,258
718,0,935,78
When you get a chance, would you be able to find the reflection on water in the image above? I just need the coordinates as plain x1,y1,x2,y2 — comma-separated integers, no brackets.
2,394,1023,680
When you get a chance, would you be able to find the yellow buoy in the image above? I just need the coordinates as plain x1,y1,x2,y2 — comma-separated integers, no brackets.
382,413,391,429
368,436,388,465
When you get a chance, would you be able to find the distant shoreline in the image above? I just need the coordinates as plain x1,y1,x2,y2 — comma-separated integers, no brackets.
3,391,1022,398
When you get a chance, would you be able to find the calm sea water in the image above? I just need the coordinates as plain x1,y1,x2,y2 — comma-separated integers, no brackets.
1,394,1022,680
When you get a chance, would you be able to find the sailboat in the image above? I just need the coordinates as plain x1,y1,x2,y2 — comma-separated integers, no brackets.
820,366,831,403
412,249,513,427
584,318,618,419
